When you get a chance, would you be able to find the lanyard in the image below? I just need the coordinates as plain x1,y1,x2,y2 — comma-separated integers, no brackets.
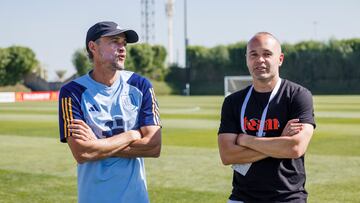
240,78,282,137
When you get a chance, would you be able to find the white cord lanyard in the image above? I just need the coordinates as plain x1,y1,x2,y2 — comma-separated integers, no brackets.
240,78,282,137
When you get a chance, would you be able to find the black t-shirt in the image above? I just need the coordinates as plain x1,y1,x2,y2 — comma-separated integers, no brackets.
218,79,316,203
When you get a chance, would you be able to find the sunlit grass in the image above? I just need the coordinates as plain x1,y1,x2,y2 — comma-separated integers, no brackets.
0,95,359,202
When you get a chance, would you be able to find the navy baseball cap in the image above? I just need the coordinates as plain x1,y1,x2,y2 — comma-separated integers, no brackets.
86,21,139,51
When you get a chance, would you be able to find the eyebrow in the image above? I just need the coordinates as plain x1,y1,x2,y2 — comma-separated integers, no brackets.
263,49,273,53
249,49,273,53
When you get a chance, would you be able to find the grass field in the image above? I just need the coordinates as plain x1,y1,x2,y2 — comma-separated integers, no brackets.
0,95,359,203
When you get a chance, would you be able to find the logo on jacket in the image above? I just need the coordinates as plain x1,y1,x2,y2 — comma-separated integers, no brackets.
243,117,280,131
121,94,136,110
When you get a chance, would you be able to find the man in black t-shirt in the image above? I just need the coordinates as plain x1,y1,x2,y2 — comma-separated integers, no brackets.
218,32,315,203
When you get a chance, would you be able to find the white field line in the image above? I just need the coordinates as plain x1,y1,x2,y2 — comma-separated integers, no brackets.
316,111,360,118
161,118,219,129
0,135,359,194
161,106,201,114
0,114,57,121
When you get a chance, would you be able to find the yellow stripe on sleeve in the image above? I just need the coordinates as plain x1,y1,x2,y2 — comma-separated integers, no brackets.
61,98,68,138
62,97,75,139
68,97,73,138
64,97,71,138
68,97,73,122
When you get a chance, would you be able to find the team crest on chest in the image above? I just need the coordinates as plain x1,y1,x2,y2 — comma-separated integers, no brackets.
121,94,136,110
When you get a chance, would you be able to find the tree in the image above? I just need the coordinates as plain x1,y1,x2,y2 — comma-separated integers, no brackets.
1,46,39,86
56,70,67,82
152,45,167,69
0,48,10,85
128,44,154,76
72,48,91,76
151,45,167,80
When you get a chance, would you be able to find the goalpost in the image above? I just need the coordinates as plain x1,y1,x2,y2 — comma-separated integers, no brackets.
224,75,252,96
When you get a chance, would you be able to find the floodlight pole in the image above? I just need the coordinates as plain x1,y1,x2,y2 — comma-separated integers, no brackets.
313,21,318,40
184,0,190,96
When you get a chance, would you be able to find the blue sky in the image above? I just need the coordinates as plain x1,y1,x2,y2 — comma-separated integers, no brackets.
1,0,359,81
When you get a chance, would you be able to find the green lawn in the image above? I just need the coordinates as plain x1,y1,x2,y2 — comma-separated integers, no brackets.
0,96,359,202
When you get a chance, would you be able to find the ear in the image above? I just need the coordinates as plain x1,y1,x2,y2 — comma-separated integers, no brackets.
88,41,97,55
278,53,284,66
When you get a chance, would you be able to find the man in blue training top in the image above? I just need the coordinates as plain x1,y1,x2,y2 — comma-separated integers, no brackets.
58,21,161,203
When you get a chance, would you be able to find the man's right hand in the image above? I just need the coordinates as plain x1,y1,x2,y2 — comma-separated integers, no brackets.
281,119,303,137
129,130,142,141
66,126,143,163
68,119,97,141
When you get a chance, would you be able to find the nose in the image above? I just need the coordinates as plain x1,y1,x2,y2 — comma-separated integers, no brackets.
256,55,265,63
118,45,126,53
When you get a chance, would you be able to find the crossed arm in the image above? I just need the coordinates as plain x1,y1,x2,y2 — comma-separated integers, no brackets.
218,119,314,165
113,125,161,158
67,119,161,164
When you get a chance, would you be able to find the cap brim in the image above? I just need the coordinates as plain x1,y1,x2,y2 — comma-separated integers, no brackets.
102,29,139,43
